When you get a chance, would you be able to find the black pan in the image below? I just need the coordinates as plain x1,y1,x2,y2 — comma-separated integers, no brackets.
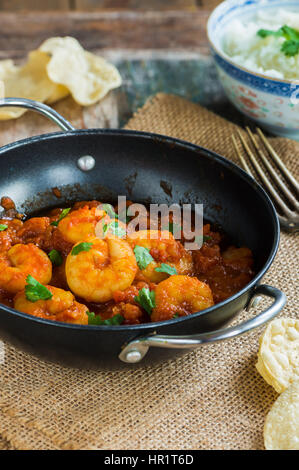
0,98,286,368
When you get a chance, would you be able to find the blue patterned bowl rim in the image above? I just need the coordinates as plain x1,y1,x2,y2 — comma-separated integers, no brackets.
207,0,299,90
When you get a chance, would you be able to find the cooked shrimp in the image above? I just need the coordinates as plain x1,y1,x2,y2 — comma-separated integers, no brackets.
57,205,107,244
65,236,137,302
127,230,193,283
0,243,52,294
0,228,11,253
151,274,214,322
14,285,88,324
96,218,127,240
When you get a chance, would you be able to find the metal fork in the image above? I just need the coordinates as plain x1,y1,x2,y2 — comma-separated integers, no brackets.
232,127,299,233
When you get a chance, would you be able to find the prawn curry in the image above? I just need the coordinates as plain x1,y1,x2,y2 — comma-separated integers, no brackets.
0,198,254,326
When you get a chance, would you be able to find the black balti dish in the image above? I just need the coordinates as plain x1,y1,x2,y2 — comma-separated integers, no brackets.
0,98,285,368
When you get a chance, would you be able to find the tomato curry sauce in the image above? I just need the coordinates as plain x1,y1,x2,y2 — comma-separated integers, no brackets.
0,198,254,326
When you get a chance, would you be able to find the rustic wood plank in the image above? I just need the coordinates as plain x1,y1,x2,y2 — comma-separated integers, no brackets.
0,93,120,147
0,5,231,149
0,48,241,148
0,10,211,60
0,0,222,11
74,0,198,10
201,0,222,8
0,0,70,10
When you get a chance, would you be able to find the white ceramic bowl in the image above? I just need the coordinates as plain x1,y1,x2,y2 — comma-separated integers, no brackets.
207,0,299,140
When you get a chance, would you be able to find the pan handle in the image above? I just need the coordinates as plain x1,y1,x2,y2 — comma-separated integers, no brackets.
118,285,286,363
0,98,75,132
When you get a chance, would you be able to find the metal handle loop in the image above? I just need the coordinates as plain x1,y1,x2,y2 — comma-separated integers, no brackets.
119,285,286,363
0,98,75,132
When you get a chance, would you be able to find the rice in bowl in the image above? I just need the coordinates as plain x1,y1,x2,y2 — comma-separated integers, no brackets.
222,9,299,80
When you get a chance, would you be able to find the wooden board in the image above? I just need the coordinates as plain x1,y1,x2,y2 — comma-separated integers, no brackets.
0,10,211,60
0,49,247,148
0,7,246,148
74,0,199,9
0,1,223,11
0,0,70,10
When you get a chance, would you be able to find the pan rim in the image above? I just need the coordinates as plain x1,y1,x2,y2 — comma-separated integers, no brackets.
0,128,280,331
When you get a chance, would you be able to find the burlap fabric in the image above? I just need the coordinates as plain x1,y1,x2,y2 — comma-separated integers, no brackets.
0,93,298,450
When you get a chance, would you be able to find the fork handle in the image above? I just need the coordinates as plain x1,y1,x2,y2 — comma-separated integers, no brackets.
278,216,299,233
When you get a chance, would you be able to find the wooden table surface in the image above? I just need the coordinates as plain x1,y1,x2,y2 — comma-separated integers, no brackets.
0,4,247,146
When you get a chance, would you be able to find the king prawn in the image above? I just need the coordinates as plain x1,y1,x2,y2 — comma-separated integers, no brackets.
0,197,254,326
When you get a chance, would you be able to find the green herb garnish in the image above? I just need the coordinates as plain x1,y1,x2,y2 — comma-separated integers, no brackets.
134,287,156,315
87,311,124,326
102,203,118,220
257,27,285,38
118,206,131,223
0,224,8,231
173,313,179,319
103,221,126,238
25,275,53,302
50,208,71,227
281,40,299,57
257,25,299,57
155,263,177,276
48,249,63,266
71,242,93,256
162,222,182,236
193,234,211,246
281,25,299,41
133,245,154,270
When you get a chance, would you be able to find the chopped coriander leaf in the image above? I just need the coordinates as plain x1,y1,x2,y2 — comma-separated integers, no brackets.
102,203,118,220
257,25,299,57
87,311,124,326
71,242,93,256
48,249,63,266
281,25,299,41
162,222,182,235
112,222,126,238
0,224,8,231
50,207,71,227
194,234,211,246
119,210,131,223
281,40,299,57
173,313,179,319
257,28,284,38
133,245,154,270
25,275,53,302
134,288,156,315
104,221,126,238
155,263,177,276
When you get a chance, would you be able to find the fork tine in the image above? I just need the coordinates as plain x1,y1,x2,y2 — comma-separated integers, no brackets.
235,129,295,218
245,127,299,211
256,127,299,194
231,135,253,176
